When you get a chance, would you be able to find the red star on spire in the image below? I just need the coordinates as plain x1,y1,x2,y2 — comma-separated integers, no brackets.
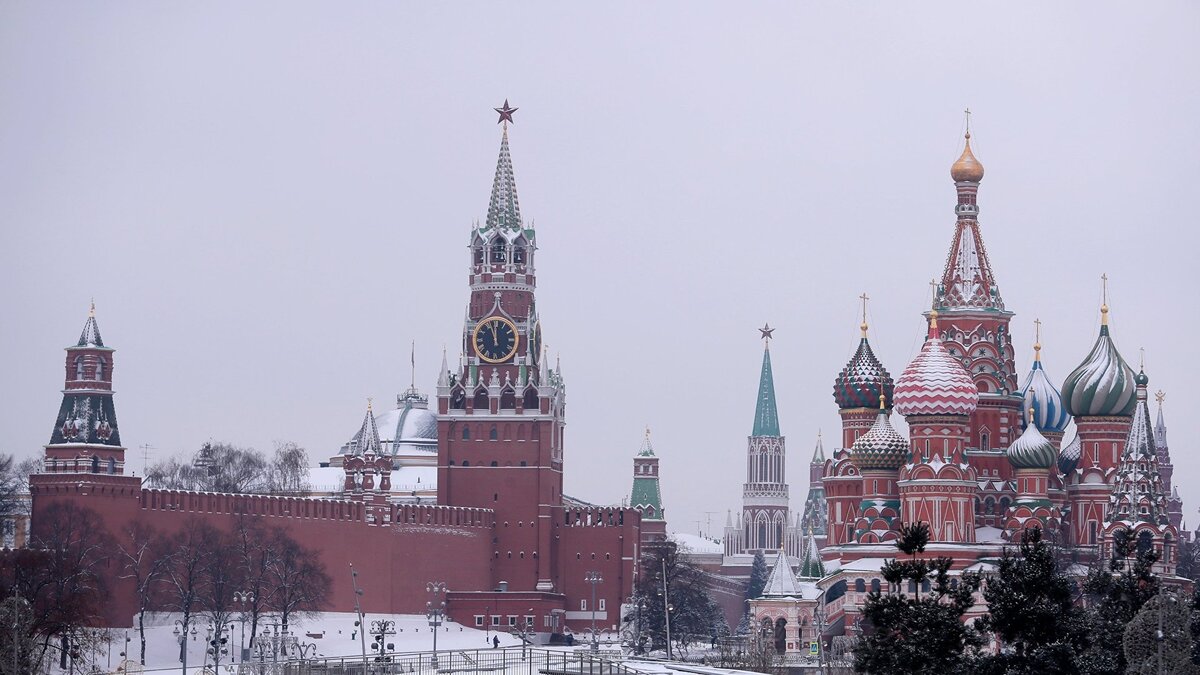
759,324,775,341
494,99,518,125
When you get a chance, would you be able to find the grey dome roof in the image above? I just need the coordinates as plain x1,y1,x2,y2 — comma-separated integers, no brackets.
342,386,437,457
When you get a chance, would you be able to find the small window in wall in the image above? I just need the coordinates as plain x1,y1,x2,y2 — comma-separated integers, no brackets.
580,600,587,611
492,616,501,627
525,615,535,627
489,426,498,440
508,616,517,626
598,599,606,611
475,616,484,627
463,427,471,440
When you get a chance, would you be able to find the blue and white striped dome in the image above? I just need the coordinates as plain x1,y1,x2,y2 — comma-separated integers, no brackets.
1017,353,1070,433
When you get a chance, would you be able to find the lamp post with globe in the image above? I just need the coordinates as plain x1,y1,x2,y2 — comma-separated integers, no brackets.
171,620,196,675
233,590,254,662
583,572,603,653
426,582,447,668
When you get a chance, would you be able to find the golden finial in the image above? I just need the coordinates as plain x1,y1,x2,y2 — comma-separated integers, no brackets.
1139,347,1145,371
879,392,887,411
367,397,374,412
951,109,985,182
1155,390,1165,406
1100,273,1109,325
1033,318,1042,361
88,299,95,318
859,292,870,338
1028,405,1036,429
964,107,972,137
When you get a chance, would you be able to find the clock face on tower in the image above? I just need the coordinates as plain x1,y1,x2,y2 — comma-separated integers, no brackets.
473,316,519,363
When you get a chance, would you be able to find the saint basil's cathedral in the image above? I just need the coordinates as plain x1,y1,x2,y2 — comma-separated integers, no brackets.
21,107,1187,648
736,126,1188,654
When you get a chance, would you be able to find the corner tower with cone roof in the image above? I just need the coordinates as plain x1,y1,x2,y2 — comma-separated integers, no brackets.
436,103,566,593
630,428,667,544
725,326,802,558
43,304,128,476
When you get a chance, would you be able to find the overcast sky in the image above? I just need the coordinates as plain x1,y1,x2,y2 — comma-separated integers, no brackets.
2,3,1198,540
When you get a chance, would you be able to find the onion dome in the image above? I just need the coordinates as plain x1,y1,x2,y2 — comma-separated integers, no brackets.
833,318,894,410
1007,410,1058,469
1016,333,1070,433
950,132,985,182
850,395,909,470
894,310,980,417
1059,434,1081,475
1061,303,1136,417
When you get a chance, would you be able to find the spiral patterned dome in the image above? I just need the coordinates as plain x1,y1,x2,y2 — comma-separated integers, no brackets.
1017,352,1070,433
1058,434,1081,475
1061,321,1136,417
1007,420,1058,469
833,336,894,410
894,314,980,417
850,403,910,470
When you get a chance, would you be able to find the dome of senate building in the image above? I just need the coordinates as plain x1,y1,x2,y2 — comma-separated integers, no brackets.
833,330,895,410
850,397,910,470
950,133,985,182
893,311,980,417
1060,309,1136,417
1006,417,1059,470
343,386,438,457
1017,343,1070,433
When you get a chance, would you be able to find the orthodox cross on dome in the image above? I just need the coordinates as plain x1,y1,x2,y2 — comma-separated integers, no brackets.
859,292,870,337
494,99,518,127
758,323,775,341
1139,347,1145,371
1034,318,1042,359
1100,273,1110,325
964,107,972,136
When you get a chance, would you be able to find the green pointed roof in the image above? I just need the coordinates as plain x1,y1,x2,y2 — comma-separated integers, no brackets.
484,127,524,233
630,477,662,519
799,529,825,579
752,344,781,437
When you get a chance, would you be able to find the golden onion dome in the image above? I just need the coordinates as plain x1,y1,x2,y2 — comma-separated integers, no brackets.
950,133,985,182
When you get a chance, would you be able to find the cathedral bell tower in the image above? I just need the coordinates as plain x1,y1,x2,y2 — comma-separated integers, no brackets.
44,303,127,475
437,102,566,593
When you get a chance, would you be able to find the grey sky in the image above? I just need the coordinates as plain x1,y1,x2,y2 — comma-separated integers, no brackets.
2,3,1197,540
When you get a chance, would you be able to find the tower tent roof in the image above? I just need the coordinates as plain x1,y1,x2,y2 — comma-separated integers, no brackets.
481,125,530,239
75,303,106,348
799,529,825,580
762,548,803,597
752,344,781,437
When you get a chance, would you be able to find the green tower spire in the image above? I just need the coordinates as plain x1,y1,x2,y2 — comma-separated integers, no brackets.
752,332,781,437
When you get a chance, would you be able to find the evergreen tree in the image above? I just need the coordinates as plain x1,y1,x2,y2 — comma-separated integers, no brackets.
973,528,1089,675
854,523,983,675
627,541,724,657
1121,592,1196,675
1079,529,1161,675
746,551,769,602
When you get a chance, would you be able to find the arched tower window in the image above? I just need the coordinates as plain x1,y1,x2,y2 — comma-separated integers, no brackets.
513,237,527,265
522,387,538,411
490,237,507,263
473,237,485,265
75,357,85,380
500,388,516,410
96,358,106,381
473,388,489,410
107,457,116,474
462,426,470,440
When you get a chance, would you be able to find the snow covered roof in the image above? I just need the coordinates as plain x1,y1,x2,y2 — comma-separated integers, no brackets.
893,315,979,417
838,557,890,573
670,532,722,554
761,548,802,597
975,526,1005,543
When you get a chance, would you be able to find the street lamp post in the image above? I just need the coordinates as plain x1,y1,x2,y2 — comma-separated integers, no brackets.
172,619,195,675
427,581,447,668
370,619,396,665
637,600,647,655
350,563,368,671
233,590,254,663
584,572,603,653
660,558,672,660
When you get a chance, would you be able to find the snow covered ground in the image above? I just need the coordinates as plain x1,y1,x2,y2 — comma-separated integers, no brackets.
46,611,763,674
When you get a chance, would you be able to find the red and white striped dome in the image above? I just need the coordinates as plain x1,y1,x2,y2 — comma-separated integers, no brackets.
894,313,980,417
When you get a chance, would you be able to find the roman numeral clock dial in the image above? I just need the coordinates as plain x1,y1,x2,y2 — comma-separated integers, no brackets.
472,316,519,363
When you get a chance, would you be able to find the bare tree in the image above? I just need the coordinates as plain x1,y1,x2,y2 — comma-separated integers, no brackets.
232,513,275,646
199,527,242,669
0,454,24,521
5,503,111,670
115,522,171,665
162,518,218,665
147,442,271,494
270,441,311,493
267,530,331,634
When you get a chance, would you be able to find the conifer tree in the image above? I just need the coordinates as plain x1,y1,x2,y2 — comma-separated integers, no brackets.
1078,529,1161,675
854,522,982,675
746,551,769,602
973,528,1088,675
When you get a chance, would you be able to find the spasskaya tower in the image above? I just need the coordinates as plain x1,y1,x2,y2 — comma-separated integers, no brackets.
437,101,566,593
